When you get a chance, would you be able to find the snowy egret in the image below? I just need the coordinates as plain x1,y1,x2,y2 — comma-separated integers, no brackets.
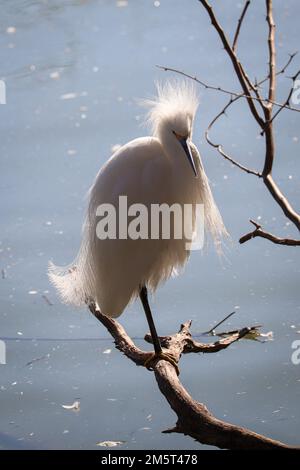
49,81,227,372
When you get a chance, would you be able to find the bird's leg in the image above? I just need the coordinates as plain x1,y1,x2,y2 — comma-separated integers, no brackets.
139,286,179,375
140,286,162,354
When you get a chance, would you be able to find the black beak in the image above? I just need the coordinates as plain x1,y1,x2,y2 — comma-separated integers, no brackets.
179,138,197,177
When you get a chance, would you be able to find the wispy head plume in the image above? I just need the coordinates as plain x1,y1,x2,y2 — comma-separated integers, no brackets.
140,79,199,136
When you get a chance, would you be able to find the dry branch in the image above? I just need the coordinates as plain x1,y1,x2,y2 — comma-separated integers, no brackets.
200,0,300,242
257,51,298,88
157,65,300,112
261,69,300,134
198,0,300,244
89,303,296,450
205,95,262,177
240,219,300,245
160,1,300,246
232,1,250,53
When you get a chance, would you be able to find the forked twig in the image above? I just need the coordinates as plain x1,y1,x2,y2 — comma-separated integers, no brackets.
240,219,300,245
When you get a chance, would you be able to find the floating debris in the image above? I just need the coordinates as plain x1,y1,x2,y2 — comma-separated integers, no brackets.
103,348,111,355
6,26,16,34
62,400,80,412
96,440,125,447
243,329,274,342
60,92,77,100
217,326,273,343
50,71,60,80
116,1,128,7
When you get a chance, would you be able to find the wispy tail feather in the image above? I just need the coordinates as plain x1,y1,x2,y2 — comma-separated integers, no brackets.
48,217,97,307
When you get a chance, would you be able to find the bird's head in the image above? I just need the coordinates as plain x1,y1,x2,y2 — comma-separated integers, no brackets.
171,119,197,177
142,80,199,177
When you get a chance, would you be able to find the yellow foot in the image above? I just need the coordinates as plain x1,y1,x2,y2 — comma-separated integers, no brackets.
144,351,180,376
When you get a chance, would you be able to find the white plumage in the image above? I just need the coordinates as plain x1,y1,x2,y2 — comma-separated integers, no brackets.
49,81,227,319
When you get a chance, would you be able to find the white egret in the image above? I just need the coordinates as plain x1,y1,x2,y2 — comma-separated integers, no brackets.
49,81,227,372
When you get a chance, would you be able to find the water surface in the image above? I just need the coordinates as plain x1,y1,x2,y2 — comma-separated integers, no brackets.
0,0,299,450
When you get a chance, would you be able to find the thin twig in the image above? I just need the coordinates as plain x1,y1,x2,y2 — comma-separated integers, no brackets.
203,311,236,336
198,0,265,127
257,51,298,88
231,2,264,110
232,1,251,52
261,69,300,135
157,65,300,112
205,95,262,176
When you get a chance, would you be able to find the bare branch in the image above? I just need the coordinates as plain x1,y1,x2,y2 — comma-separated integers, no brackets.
232,1,251,52
205,95,300,235
205,96,262,177
257,51,298,88
263,174,300,230
239,219,300,245
198,0,265,128
156,65,246,98
195,0,300,242
88,302,152,366
89,304,294,449
261,69,300,134
266,0,276,105
261,0,276,177
156,67,300,112
180,326,259,353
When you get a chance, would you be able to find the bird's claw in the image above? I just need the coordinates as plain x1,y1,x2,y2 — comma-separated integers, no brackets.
144,351,180,376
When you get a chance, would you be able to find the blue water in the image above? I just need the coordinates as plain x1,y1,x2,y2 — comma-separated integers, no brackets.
0,0,299,450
